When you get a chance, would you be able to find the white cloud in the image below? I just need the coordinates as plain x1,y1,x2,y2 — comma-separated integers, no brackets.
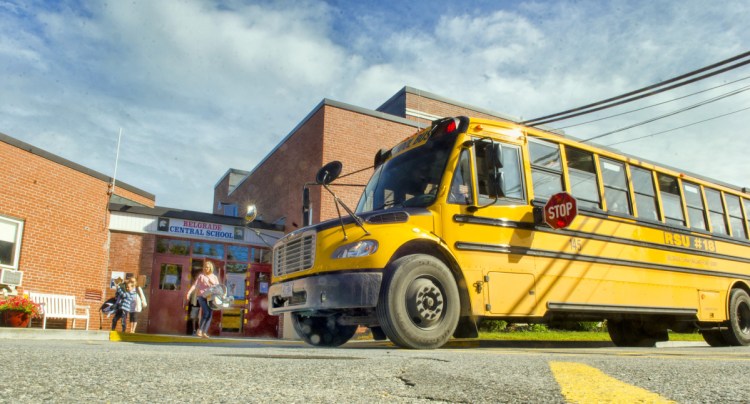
1,0,749,213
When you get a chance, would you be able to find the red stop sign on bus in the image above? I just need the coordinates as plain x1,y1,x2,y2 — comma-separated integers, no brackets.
544,192,578,229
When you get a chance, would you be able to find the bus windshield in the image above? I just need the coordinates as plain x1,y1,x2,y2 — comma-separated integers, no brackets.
356,131,458,214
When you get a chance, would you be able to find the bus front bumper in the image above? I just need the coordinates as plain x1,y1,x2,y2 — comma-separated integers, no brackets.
268,271,382,315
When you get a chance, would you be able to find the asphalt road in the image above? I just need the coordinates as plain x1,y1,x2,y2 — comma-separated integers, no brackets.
2,338,748,403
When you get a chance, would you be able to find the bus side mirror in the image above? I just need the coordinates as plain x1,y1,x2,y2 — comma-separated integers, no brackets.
316,161,343,185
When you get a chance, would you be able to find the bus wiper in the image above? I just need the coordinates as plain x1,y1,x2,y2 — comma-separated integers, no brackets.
315,161,369,240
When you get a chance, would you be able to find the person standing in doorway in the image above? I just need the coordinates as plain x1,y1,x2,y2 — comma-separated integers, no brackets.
129,279,148,333
112,278,137,332
185,260,219,338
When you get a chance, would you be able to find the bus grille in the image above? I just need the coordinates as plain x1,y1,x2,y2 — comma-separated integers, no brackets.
273,231,315,276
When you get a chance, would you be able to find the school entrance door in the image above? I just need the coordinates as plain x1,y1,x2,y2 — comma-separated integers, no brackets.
149,255,192,334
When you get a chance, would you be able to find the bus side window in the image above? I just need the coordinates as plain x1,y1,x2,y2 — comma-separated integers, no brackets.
726,194,747,239
630,167,660,221
565,146,601,210
657,174,686,227
448,149,473,205
529,139,563,201
744,199,750,239
705,188,728,236
683,182,707,231
600,158,632,216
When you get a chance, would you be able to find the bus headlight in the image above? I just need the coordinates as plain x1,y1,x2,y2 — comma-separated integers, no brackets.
332,240,379,259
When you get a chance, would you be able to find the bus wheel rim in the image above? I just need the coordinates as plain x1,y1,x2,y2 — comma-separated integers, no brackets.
406,276,444,330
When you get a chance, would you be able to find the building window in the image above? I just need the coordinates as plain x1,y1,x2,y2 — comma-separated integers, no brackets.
630,167,659,221
658,174,686,227
0,215,24,270
222,204,238,217
726,195,747,239
252,247,271,264
158,263,183,291
529,139,563,201
566,147,601,210
683,182,707,231
192,242,224,259
600,158,632,216
156,238,190,255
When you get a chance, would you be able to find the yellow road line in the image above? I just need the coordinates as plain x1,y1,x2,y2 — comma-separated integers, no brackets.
549,361,675,403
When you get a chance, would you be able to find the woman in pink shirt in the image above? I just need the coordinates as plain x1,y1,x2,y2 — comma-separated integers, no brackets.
185,260,219,338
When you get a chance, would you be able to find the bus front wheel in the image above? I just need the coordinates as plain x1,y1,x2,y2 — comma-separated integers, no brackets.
291,313,357,347
721,288,750,346
376,254,460,349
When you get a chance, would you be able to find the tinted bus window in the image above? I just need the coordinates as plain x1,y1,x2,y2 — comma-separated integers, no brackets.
683,182,707,231
630,167,659,221
601,158,632,215
658,174,685,227
566,147,601,210
529,140,563,201
726,194,747,239
705,188,728,236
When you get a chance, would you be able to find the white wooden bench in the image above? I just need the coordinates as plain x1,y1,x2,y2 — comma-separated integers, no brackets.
28,292,90,330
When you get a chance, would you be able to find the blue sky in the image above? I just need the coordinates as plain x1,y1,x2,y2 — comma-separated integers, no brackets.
1,0,749,211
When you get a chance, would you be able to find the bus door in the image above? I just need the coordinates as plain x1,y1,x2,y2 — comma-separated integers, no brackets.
149,255,192,334
441,137,537,315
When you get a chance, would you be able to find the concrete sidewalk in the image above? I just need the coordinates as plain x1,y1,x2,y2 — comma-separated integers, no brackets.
0,326,285,344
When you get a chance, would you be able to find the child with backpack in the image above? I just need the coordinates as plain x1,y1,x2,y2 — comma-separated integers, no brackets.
111,278,137,332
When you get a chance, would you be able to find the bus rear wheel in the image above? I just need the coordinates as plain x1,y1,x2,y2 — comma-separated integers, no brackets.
721,288,750,346
607,319,666,347
701,329,730,347
376,254,460,349
291,313,357,347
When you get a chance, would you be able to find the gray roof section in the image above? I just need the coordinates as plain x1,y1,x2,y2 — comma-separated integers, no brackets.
1,131,155,200
109,203,284,230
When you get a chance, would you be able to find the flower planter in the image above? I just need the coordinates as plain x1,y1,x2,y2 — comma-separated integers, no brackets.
1,310,31,327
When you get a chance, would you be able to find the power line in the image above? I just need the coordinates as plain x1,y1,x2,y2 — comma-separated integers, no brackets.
605,105,750,146
521,50,750,126
580,83,750,143
552,74,750,130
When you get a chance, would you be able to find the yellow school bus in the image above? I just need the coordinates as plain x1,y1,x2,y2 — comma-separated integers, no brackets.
268,116,750,349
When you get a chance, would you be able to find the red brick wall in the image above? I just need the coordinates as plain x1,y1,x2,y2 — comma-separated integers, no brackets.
214,109,326,232
0,140,154,329
215,95,508,232
318,106,417,222
106,232,155,332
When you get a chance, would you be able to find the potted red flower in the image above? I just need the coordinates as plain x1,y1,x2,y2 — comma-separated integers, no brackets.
0,295,42,327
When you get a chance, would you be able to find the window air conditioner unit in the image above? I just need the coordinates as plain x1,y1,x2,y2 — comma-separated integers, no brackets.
0,269,23,286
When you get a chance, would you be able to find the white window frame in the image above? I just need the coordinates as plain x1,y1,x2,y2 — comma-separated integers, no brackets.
0,215,24,270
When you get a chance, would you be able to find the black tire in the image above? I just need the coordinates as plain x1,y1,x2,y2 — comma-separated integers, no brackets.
701,329,730,347
291,313,357,347
607,319,661,347
721,288,750,346
376,254,460,349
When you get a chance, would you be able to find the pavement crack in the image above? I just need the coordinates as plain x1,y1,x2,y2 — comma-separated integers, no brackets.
398,375,416,387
